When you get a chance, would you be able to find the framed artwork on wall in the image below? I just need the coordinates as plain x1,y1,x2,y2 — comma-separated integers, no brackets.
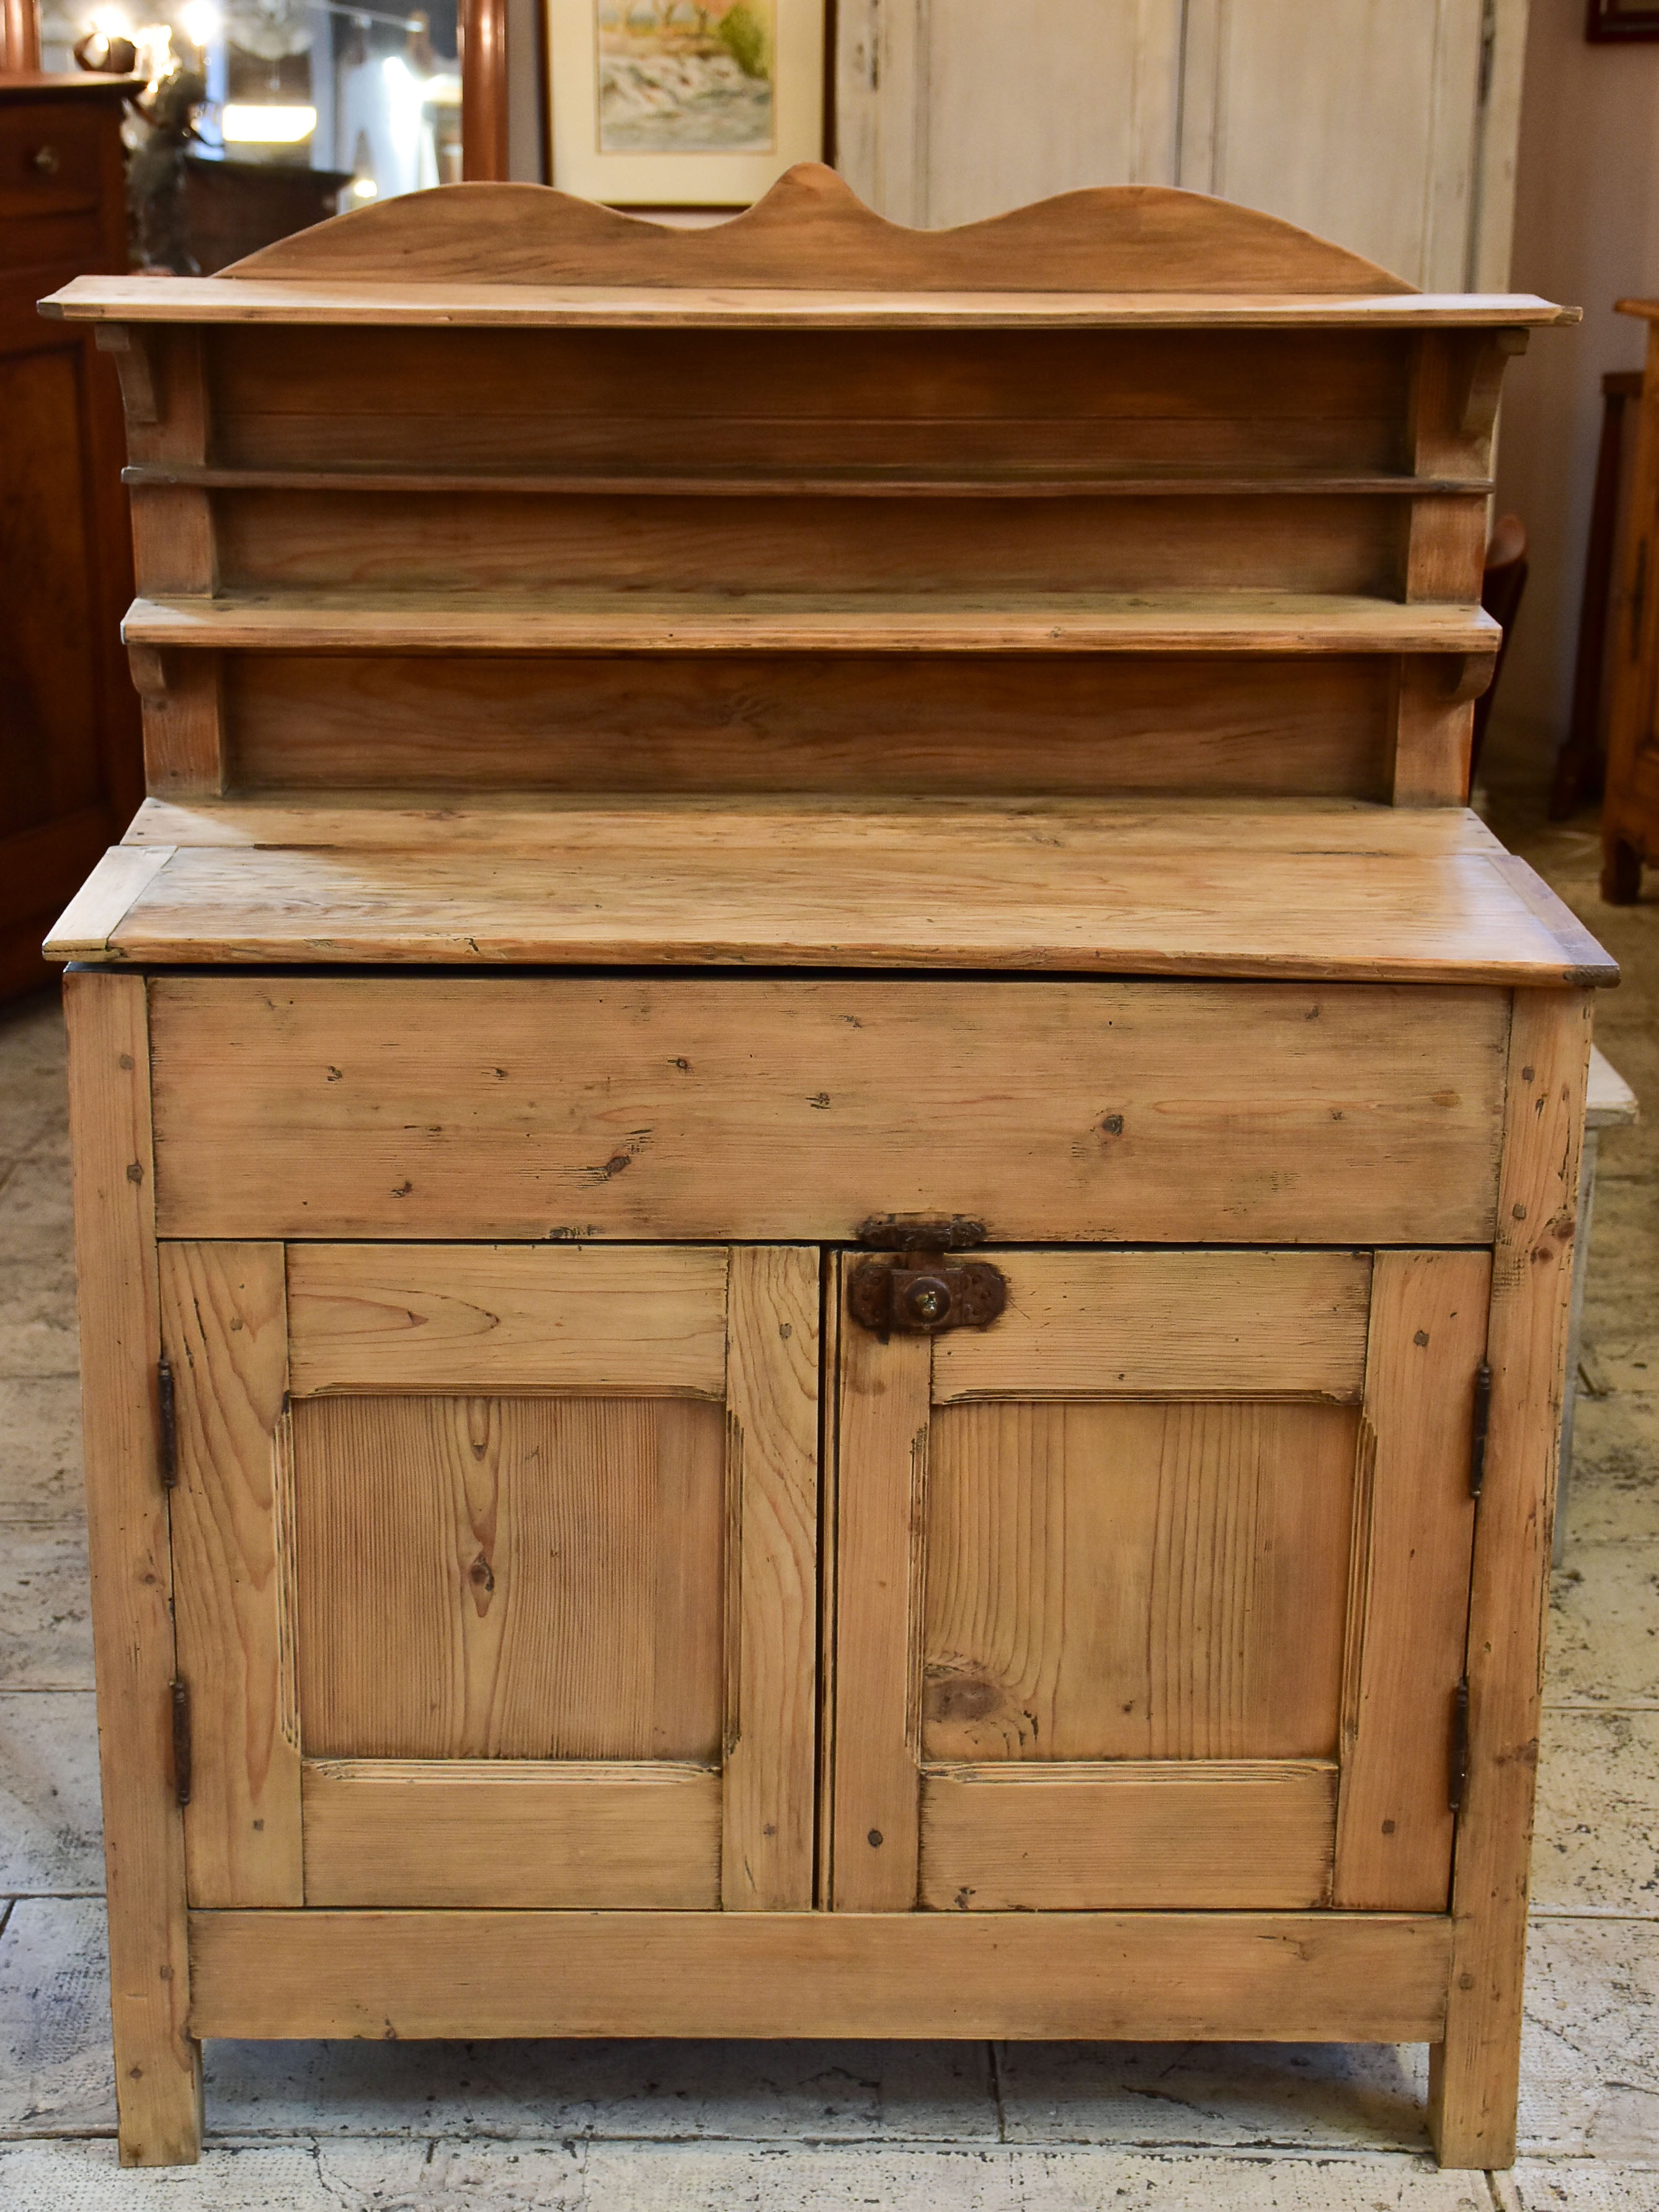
547,0,828,207
1587,0,1659,39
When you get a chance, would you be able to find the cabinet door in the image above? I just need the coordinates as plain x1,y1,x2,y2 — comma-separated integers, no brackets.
163,1242,818,1912
828,1248,1487,1914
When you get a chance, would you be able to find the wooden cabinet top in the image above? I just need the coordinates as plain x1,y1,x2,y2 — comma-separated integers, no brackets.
47,795,1614,986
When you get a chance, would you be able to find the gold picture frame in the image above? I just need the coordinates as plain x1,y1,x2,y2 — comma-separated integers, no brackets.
547,0,827,207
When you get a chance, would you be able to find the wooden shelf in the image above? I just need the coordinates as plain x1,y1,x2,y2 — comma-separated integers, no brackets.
123,590,1501,658
123,463,1495,501
48,794,1612,983
46,272,1578,332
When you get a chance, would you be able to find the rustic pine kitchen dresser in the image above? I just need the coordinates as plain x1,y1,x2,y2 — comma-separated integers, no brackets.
39,166,1613,2170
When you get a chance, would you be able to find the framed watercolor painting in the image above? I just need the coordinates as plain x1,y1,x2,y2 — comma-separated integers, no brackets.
548,0,829,207
1587,0,1659,38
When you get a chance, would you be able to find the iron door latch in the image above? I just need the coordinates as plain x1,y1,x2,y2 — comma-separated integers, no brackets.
848,1216,1007,1336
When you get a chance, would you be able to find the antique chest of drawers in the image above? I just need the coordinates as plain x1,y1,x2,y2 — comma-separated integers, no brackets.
41,166,1613,2169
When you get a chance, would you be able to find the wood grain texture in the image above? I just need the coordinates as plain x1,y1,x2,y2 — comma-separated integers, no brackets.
187,1907,1454,2043
293,1394,726,1761
160,1242,301,1908
829,1295,930,1910
195,323,1418,476
1333,1250,1489,1912
45,845,172,957
1391,659,1475,808
721,1247,819,1910
78,839,1604,986
145,975,1513,1246
63,970,201,2164
922,1399,1358,1764
211,167,1417,294
301,1760,720,1908
122,587,1501,658
917,1761,1337,1910
932,1249,1372,1402
220,653,1402,802
285,1243,728,1398
122,793,1515,856
47,277,1572,329
1431,989,1593,2170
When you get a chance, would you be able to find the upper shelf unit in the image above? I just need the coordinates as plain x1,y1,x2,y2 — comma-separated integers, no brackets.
40,165,1572,809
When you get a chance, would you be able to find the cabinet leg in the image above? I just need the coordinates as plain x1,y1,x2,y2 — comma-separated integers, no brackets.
64,973,202,2165
1601,837,1643,904
1428,991,1594,2174
1428,2013,1521,2171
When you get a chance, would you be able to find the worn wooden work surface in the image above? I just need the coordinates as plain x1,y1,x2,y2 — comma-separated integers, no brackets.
47,796,1616,984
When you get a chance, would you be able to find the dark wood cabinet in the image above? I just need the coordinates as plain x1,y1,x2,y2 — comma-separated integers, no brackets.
0,73,143,999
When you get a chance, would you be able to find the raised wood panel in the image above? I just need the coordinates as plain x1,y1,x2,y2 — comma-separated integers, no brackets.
721,1247,820,1911
188,1907,1454,2043
932,1249,1372,1402
160,1242,301,1909
226,653,1399,803
285,1244,728,1398
1332,1249,1488,1911
146,976,1512,1245
301,1760,721,1909
917,1760,1337,1910
921,1399,1358,1763
292,1394,726,1762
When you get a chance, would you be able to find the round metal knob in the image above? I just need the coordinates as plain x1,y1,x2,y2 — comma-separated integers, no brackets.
31,146,61,175
902,1275,953,1326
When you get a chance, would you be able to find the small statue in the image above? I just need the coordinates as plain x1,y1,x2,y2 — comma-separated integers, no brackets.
127,58,210,275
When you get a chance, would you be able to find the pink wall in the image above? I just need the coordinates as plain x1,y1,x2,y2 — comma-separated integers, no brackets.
1491,0,1659,772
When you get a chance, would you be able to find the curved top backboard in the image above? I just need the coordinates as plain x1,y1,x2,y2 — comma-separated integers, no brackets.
221,162,1418,296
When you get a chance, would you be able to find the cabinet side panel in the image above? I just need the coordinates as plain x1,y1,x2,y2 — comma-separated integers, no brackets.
64,970,201,2165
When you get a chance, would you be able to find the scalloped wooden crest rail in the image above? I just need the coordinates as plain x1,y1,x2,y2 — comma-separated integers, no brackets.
214,164,1416,293
35,163,1572,318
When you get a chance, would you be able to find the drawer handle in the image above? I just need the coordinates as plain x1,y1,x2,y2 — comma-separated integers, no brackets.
30,145,61,175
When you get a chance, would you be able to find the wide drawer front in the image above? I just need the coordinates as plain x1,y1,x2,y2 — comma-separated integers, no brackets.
147,973,1508,1243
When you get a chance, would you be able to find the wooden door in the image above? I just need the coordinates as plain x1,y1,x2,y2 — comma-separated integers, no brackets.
162,1242,819,1912
827,1247,1488,1914
835,0,1525,292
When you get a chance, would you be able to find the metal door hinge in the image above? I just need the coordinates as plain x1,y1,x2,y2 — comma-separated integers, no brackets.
157,1356,177,1489
849,1218,1006,1337
170,1677,192,1808
1449,1677,1470,1814
1469,1359,1492,1499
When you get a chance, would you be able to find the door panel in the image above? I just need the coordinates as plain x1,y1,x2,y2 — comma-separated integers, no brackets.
293,1393,726,1760
830,1246,1486,1914
923,1399,1358,1763
918,1760,1337,1911
301,1759,721,1909
166,1240,819,1912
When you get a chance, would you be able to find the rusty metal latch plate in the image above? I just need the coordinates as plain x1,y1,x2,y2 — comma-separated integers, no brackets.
848,1252,1007,1336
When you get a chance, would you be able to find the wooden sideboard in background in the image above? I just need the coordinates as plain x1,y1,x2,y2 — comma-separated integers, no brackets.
0,71,143,999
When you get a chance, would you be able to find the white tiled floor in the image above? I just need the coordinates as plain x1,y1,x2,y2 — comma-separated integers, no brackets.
0,795,1653,2206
